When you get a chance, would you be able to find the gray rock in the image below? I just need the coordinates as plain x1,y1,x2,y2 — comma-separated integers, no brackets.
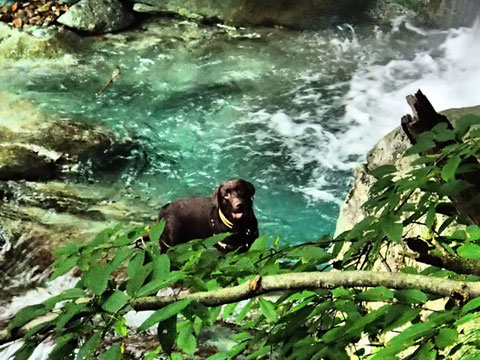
130,0,375,29
0,91,138,182
0,144,60,181
372,0,480,28
57,0,135,34
336,104,480,237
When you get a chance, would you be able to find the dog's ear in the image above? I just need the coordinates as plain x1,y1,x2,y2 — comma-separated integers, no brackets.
211,185,222,208
244,180,255,198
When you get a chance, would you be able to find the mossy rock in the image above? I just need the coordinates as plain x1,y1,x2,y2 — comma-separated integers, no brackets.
0,144,60,181
0,25,82,60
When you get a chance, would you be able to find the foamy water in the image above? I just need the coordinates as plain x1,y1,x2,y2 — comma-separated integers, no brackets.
339,18,480,165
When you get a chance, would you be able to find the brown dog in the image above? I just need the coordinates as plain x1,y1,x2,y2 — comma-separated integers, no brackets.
157,179,258,253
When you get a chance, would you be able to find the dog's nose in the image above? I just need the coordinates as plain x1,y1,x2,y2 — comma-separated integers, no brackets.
233,201,245,211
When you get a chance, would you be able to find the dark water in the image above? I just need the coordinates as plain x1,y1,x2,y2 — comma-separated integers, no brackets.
2,18,480,245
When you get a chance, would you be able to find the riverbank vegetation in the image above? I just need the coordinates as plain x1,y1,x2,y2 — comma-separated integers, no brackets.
2,98,480,359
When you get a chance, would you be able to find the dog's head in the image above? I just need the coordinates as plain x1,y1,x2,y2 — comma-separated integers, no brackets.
212,179,255,223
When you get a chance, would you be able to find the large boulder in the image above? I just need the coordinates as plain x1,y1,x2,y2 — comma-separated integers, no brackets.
0,91,138,182
372,0,480,28
57,0,135,34
336,104,480,235
335,105,480,271
130,0,375,29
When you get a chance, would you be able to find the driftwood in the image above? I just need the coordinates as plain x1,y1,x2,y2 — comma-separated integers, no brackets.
96,67,121,96
401,90,480,225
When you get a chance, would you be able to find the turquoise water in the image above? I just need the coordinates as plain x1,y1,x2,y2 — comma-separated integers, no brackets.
3,18,480,245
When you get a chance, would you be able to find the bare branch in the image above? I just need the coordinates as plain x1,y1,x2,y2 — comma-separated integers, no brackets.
2,271,479,346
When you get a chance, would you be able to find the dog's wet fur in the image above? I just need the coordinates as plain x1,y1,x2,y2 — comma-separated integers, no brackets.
157,179,258,253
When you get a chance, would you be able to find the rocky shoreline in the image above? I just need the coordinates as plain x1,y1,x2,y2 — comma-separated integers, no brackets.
1,0,477,35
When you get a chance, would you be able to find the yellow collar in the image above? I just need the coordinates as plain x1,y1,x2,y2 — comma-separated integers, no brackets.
218,209,233,229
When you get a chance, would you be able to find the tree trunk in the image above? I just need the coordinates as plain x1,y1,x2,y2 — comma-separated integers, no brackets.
401,89,480,225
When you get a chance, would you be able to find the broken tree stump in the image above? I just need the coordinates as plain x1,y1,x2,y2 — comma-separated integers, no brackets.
401,89,480,225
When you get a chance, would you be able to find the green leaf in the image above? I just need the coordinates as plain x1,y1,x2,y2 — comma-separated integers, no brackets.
288,246,331,262
139,300,192,331
425,204,436,229
102,291,129,313
380,216,403,243
98,344,123,360
106,248,135,274
136,271,184,297
207,353,229,360
439,180,471,196
416,342,436,360
395,289,428,304
149,220,165,243
259,298,277,322
128,252,145,279
53,243,80,258
127,262,153,297
204,233,230,248
177,322,196,356
383,305,420,332
50,255,79,281
11,341,36,360
223,302,239,321
331,287,352,299
404,138,436,156
157,315,177,355
47,334,77,360
356,287,394,302
83,265,110,296
249,235,270,251
236,299,254,324
56,302,89,329
466,225,480,241
435,328,458,350
114,317,128,336
153,254,170,278
462,296,480,314
76,332,102,360
8,304,49,331
43,288,85,310
455,114,480,139
371,165,397,179
441,155,462,182
457,244,480,260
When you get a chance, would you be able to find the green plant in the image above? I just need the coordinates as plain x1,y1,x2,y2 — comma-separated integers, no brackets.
2,114,480,359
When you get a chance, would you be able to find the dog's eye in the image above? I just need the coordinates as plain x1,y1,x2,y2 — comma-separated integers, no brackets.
224,194,230,199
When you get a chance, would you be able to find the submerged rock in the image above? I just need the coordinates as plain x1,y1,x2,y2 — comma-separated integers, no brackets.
129,0,375,29
0,91,137,181
57,0,135,34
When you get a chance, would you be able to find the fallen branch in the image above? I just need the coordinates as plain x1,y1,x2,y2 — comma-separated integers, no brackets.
96,67,121,96
406,237,480,276
2,271,479,345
